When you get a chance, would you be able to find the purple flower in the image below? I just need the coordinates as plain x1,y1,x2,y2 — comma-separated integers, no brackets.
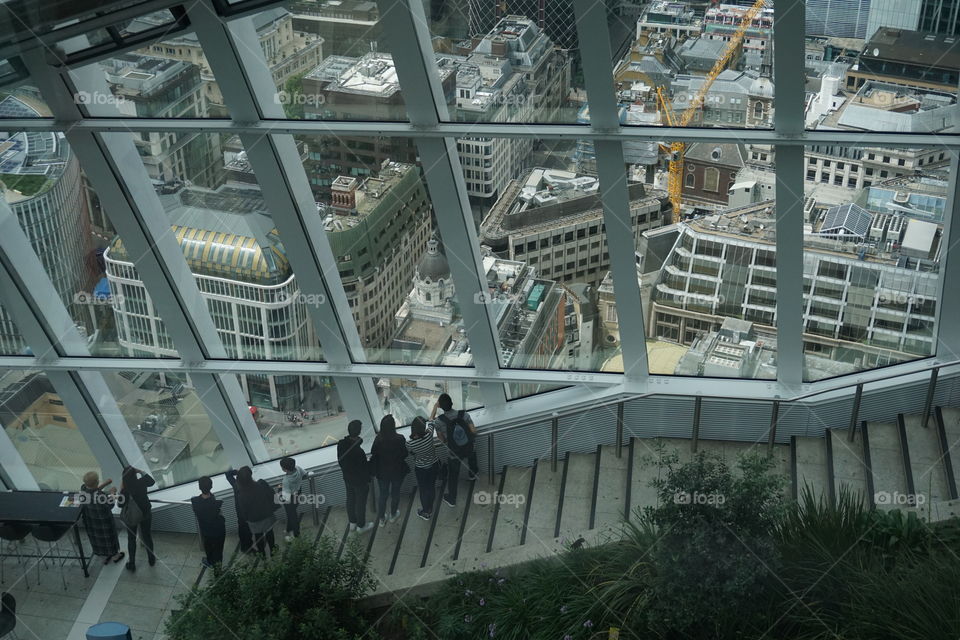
464,615,472,623
488,623,497,638
465,589,473,596
583,620,594,628
479,598,486,606
481,562,487,568
560,605,568,614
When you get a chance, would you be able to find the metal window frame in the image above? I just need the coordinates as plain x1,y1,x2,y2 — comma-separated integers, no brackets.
0,0,956,485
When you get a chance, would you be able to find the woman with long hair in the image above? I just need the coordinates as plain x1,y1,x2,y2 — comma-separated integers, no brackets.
370,415,408,527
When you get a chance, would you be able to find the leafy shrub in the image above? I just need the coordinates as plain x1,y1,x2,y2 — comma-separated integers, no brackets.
166,536,376,640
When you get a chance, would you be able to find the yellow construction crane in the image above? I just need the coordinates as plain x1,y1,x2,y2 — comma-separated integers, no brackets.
656,0,767,222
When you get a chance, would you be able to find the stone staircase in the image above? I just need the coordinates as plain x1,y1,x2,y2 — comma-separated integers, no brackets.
281,406,960,601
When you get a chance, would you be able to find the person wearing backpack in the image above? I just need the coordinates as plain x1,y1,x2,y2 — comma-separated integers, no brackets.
431,393,478,507
119,466,156,572
370,415,408,527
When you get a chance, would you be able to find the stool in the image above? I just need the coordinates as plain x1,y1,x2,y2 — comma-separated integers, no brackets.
85,622,132,640
0,524,33,589
32,524,73,590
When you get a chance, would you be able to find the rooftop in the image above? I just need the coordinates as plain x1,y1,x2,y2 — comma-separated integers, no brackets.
321,161,415,231
863,28,960,69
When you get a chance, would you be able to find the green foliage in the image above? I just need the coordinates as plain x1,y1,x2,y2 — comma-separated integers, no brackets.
0,173,50,197
166,536,376,640
281,73,306,120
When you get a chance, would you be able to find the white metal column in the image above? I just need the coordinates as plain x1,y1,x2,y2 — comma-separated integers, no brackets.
574,0,650,382
773,0,806,387
376,0,508,410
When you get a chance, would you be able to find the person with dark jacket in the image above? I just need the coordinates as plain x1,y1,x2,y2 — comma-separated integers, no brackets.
370,415,408,527
119,466,156,572
431,393,479,507
191,476,226,568
338,420,373,534
225,467,254,553
234,466,278,557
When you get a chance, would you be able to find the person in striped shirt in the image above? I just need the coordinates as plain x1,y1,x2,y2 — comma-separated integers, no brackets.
406,416,440,520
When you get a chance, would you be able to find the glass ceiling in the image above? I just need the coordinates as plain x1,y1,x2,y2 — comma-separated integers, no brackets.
0,0,958,490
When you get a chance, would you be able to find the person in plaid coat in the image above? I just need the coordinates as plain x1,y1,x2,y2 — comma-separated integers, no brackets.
80,471,125,564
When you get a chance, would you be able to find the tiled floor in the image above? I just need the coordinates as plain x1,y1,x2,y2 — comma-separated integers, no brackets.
1,530,237,640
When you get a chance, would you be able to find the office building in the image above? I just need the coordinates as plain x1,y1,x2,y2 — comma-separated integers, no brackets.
806,0,873,39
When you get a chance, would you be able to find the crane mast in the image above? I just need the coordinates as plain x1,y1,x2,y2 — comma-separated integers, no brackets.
656,0,767,222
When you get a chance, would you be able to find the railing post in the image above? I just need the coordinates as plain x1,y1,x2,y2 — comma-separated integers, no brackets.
308,472,319,526
768,400,779,455
691,396,701,453
921,366,939,428
848,383,863,442
551,415,559,472
615,402,624,459
488,433,495,486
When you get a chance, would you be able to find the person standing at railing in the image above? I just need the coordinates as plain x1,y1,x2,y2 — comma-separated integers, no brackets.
79,471,125,565
225,467,254,553
370,415,408,527
279,457,305,540
234,466,278,557
119,466,156,572
407,416,440,520
338,420,374,534
191,476,226,568
432,393,478,507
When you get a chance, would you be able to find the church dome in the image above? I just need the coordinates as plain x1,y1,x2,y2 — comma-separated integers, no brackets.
749,76,774,98
416,236,450,282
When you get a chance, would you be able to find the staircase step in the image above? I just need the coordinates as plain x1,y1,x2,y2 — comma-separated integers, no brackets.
793,436,829,505
317,505,351,558
593,445,629,535
488,465,534,553
417,478,472,568
865,421,908,509
557,452,595,541
365,492,411,576
829,429,870,507
390,474,445,575
525,457,563,551
456,474,502,561
901,414,951,505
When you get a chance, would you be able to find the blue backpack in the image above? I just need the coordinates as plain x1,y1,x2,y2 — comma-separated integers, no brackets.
439,411,472,452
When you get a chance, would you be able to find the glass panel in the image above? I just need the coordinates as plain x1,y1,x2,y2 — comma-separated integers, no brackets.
102,371,230,488
805,5,958,133
1,371,101,490
802,145,943,381
249,375,349,457
0,123,147,357
233,2,401,120
299,134,475,366
640,140,777,379
473,138,662,373
375,378,481,426
0,1,152,49
104,132,322,365
621,1,774,130
429,10,579,123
